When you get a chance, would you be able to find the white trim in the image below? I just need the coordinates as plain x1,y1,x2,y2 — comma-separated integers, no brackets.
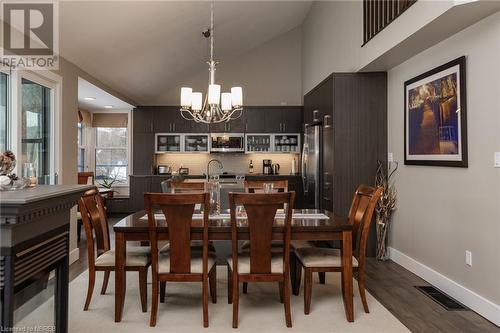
12,69,63,184
69,247,80,265
389,247,500,326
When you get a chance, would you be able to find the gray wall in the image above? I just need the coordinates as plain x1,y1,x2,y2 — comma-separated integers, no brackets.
160,27,302,106
387,11,500,305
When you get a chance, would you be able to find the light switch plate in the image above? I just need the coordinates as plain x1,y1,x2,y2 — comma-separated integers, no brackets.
465,250,472,266
495,152,500,168
388,153,394,163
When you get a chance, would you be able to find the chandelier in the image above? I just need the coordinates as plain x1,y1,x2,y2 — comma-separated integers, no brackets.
180,2,243,124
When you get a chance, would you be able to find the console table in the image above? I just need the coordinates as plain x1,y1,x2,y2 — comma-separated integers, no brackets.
0,185,92,332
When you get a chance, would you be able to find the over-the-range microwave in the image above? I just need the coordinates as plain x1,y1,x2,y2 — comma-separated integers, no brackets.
210,133,245,153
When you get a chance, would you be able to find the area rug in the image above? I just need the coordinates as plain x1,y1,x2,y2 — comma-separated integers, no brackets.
17,266,409,332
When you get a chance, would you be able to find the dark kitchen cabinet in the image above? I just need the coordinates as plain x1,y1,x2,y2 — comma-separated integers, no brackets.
129,176,151,212
281,107,303,133
245,108,268,133
245,107,303,133
209,110,245,133
132,133,155,175
265,110,282,133
133,108,154,133
303,72,387,257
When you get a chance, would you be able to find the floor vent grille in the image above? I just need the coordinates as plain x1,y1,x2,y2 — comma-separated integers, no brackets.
415,286,468,311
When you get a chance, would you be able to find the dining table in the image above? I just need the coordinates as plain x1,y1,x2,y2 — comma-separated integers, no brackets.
112,209,354,323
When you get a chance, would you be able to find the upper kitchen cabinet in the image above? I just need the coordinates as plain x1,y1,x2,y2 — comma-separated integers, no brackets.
245,107,303,133
303,76,333,126
132,108,154,133
281,107,303,133
244,108,268,133
134,106,209,133
209,109,245,133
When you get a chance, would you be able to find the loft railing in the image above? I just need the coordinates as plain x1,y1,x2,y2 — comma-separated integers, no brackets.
363,0,417,45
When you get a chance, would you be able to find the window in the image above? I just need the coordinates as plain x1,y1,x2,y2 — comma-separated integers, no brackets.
77,123,85,172
0,72,8,152
95,127,128,184
21,78,52,183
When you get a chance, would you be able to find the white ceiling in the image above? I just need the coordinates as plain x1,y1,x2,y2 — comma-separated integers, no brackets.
78,78,134,111
60,1,312,106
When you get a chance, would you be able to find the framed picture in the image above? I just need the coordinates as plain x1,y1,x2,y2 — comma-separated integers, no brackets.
404,56,468,167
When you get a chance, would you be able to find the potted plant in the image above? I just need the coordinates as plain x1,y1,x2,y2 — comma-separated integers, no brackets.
97,173,119,198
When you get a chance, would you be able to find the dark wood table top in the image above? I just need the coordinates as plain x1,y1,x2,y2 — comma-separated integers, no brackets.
113,209,351,234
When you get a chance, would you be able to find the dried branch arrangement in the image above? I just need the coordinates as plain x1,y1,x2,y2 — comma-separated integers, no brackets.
375,160,398,260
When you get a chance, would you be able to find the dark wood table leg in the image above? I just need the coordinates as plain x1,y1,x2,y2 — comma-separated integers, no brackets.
115,232,126,322
1,255,14,330
55,254,69,333
342,230,354,322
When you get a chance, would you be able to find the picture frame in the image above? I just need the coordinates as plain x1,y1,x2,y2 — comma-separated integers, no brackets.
404,56,468,167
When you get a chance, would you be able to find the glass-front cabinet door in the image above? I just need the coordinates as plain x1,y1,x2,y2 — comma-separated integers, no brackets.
274,134,300,153
245,134,271,152
184,134,209,153
155,133,181,153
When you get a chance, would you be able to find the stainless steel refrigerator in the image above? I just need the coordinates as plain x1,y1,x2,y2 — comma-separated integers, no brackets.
301,123,322,209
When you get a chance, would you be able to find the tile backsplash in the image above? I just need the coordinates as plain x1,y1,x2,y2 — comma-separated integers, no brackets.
156,153,300,175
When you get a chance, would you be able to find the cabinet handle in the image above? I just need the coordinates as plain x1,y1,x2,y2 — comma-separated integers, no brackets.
245,123,248,132
313,110,319,122
279,123,282,132
169,123,172,132
283,123,286,132
173,123,176,132
150,122,153,132
324,115,332,129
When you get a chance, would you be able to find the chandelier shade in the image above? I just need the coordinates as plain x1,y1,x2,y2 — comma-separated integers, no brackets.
179,2,243,124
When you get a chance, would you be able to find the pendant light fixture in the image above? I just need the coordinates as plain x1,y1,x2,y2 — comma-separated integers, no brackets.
179,1,243,124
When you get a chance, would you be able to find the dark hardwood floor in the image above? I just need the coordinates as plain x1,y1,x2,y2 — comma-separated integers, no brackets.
16,215,500,332
364,258,499,333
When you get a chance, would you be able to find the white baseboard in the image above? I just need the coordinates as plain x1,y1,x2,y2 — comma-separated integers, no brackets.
388,247,500,327
69,248,80,265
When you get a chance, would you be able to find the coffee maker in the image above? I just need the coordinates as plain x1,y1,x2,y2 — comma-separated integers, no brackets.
262,159,272,175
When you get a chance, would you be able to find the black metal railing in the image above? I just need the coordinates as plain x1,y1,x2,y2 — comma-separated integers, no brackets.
363,0,417,45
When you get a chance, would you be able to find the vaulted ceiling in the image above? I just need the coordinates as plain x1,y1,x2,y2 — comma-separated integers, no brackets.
60,1,312,105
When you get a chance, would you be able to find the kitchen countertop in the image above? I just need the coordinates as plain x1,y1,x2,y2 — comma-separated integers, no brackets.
131,173,301,178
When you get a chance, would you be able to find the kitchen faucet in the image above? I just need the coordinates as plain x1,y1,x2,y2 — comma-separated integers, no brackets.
206,159,223,181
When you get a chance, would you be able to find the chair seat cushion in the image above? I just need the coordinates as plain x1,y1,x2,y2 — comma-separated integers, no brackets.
158,251,217,274
95,246,150,267
227,254,284,274
295,247,359,268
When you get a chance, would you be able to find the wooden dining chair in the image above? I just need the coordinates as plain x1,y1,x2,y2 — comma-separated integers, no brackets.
170,181,206,193
294,185,383,314
144,192,217,327
244,179,288,193
78,172,94,185
227,191,296,328
77,172,95,242
78,188,150,312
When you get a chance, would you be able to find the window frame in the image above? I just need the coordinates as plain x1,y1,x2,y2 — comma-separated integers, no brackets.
10,69,62,184
93,117,130,187
0,70,10,152
77,122,86,172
